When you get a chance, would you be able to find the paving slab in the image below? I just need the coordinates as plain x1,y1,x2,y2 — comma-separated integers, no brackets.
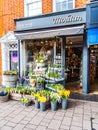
0,99,97,130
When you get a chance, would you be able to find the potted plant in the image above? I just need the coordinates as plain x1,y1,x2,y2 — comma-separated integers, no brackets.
31,92,40,109
20,98,31,106
0,90,9,102
29,75,37,87
36,77,44,90
47,71,61,79
3,70,18,87
50,92,60,111
58,90,70,110
38,96,47,111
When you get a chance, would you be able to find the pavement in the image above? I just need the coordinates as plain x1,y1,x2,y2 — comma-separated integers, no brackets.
0,99,98,130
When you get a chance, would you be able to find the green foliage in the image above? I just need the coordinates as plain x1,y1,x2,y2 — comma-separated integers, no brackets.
37,77,44,84
3,70,18,75
47,72,61,78
46,83,64,91
20,98,30,103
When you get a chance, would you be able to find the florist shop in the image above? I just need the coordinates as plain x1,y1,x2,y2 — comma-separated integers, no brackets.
14,7,90,94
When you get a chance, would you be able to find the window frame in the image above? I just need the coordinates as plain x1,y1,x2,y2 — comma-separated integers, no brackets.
24,0,42,17
53,0,75,12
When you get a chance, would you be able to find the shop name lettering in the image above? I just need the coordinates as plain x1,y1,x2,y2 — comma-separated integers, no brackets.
53,15,82,24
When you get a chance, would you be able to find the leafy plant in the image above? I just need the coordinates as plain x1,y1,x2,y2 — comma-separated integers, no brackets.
37,77,44,84
46,83,64,91
47,72,61,78
39,90,51,97
3,70,18,75
50,92,60,102
36,55,45,63
20,98,30,103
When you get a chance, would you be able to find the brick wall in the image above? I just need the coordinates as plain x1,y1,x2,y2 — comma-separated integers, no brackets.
75,0,90,8
42,0,52,14
0,0,24,84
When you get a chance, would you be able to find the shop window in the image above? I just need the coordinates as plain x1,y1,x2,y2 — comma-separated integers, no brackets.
24,0,42,17
53,0,74,12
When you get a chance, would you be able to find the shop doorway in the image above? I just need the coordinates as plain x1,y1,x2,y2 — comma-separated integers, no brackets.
65,36,83,93
90,45,98,94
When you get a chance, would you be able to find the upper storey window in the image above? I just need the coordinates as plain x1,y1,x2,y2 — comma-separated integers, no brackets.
53,0,74,12
24,0,42,17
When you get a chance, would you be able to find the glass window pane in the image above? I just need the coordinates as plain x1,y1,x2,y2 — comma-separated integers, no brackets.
68,3,73,9
27,0,42,16
55,0,73,12
62,1,67,10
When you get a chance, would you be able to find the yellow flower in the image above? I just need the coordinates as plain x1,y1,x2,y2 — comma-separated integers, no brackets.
58,90,64,96
58,90,70,99
33,93,40,100
38,96,47,102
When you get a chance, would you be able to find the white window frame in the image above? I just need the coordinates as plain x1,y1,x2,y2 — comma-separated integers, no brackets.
53,0,75,12
24,0,42,17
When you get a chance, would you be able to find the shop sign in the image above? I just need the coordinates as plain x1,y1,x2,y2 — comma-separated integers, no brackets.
87,28,98,45
15,9,86,31
53,15,82,24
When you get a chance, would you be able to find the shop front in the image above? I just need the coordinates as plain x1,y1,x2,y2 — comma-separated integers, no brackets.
87,1,98,94
14,8,89,93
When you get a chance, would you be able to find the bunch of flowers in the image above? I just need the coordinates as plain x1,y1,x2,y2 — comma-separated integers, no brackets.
38,96,47,102
58,90,70,99
31,92,40,100
50,92,60,102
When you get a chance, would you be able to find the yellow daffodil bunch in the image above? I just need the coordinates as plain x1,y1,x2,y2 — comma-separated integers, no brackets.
38,96,47,102
58,90,70,99
33,93,40,100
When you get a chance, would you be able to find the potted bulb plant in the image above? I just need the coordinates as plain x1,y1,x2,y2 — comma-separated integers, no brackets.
58,90,70,110
50,92,60,111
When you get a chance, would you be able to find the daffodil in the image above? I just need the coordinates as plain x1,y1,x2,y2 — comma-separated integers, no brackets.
58,90,70,99
38,96,47,102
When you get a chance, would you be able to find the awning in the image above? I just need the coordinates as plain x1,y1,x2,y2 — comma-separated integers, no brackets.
14,25,84,40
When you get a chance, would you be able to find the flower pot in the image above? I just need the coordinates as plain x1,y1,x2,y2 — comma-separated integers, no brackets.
62,99,67,110
51,101,57,111
0,92,9,102
3,75,18,87
40,102,46,111
35,100,40,109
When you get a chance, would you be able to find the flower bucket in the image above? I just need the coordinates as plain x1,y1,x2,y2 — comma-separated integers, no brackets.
35,100,40,109
40,102,46,111
62,99,67,110
51,101,57,111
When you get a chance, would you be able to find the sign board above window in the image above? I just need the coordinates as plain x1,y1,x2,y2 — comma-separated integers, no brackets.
86,1,98,29
15,8,86,31
87,28,98,45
